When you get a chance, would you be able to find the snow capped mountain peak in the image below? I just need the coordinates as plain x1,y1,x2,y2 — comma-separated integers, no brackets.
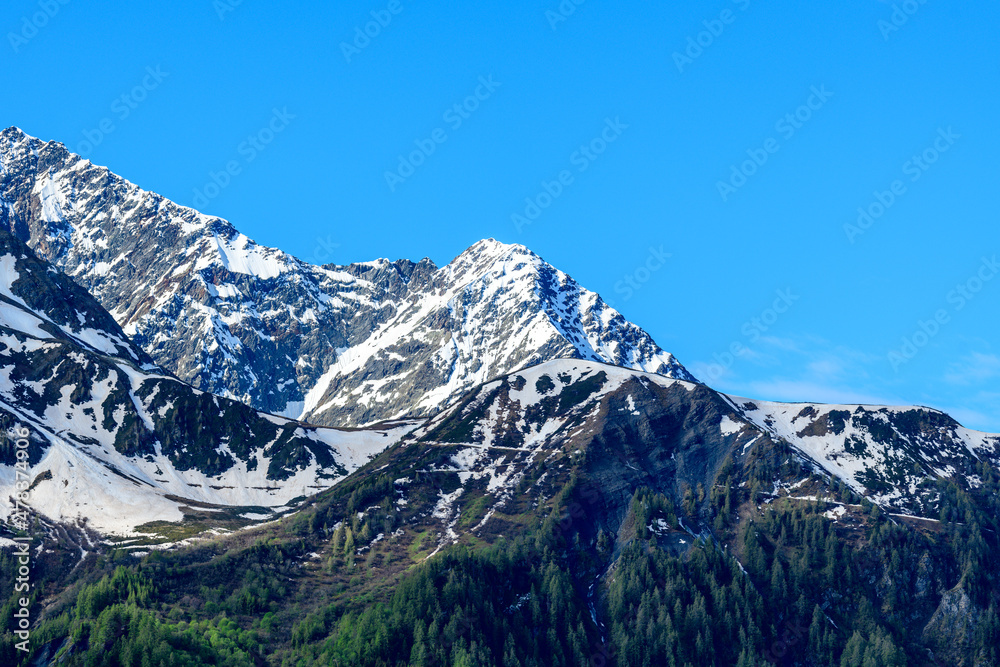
457,236,532,260
2,126,31,137
1,126,35,147
294,239,694,426
438,238,534,284
1,131,693,428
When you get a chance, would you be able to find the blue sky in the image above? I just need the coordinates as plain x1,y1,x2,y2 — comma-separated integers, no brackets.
2,0,998,431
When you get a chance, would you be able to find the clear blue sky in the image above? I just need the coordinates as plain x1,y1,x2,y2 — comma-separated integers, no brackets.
3,0,998,431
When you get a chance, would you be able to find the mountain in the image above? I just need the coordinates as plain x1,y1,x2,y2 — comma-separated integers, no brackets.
297,238,691,427
3,125,999,665
275,360,998,665
7,358,997,665
220,360,1000,664
400,359,1000,544
0,126,693,428
0,224,414,536
730,397,999,516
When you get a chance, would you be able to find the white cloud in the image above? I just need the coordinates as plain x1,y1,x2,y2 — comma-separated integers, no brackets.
738,379,902,407
701,334,901,406
938,406,997,432
944,352,1000,385
691,335,1000,433
806,359,843,377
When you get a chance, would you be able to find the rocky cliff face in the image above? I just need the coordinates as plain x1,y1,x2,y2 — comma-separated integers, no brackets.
0,127,693,428
922,587,982,666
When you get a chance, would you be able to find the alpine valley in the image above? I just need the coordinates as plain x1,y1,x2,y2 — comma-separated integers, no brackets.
1,128,998,666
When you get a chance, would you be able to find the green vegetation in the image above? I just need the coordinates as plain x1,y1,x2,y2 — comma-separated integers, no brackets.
3,417,1000,666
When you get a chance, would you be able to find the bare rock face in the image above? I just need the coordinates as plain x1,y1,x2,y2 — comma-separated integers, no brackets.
922,587,981,666
0,127,693,427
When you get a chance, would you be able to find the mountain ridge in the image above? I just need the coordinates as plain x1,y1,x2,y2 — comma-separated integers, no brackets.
0,126,693,428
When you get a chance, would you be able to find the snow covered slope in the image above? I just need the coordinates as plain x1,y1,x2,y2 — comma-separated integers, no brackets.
0,127,692,427
0,226,414,535
300,239,692,426
727,397,1000,514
